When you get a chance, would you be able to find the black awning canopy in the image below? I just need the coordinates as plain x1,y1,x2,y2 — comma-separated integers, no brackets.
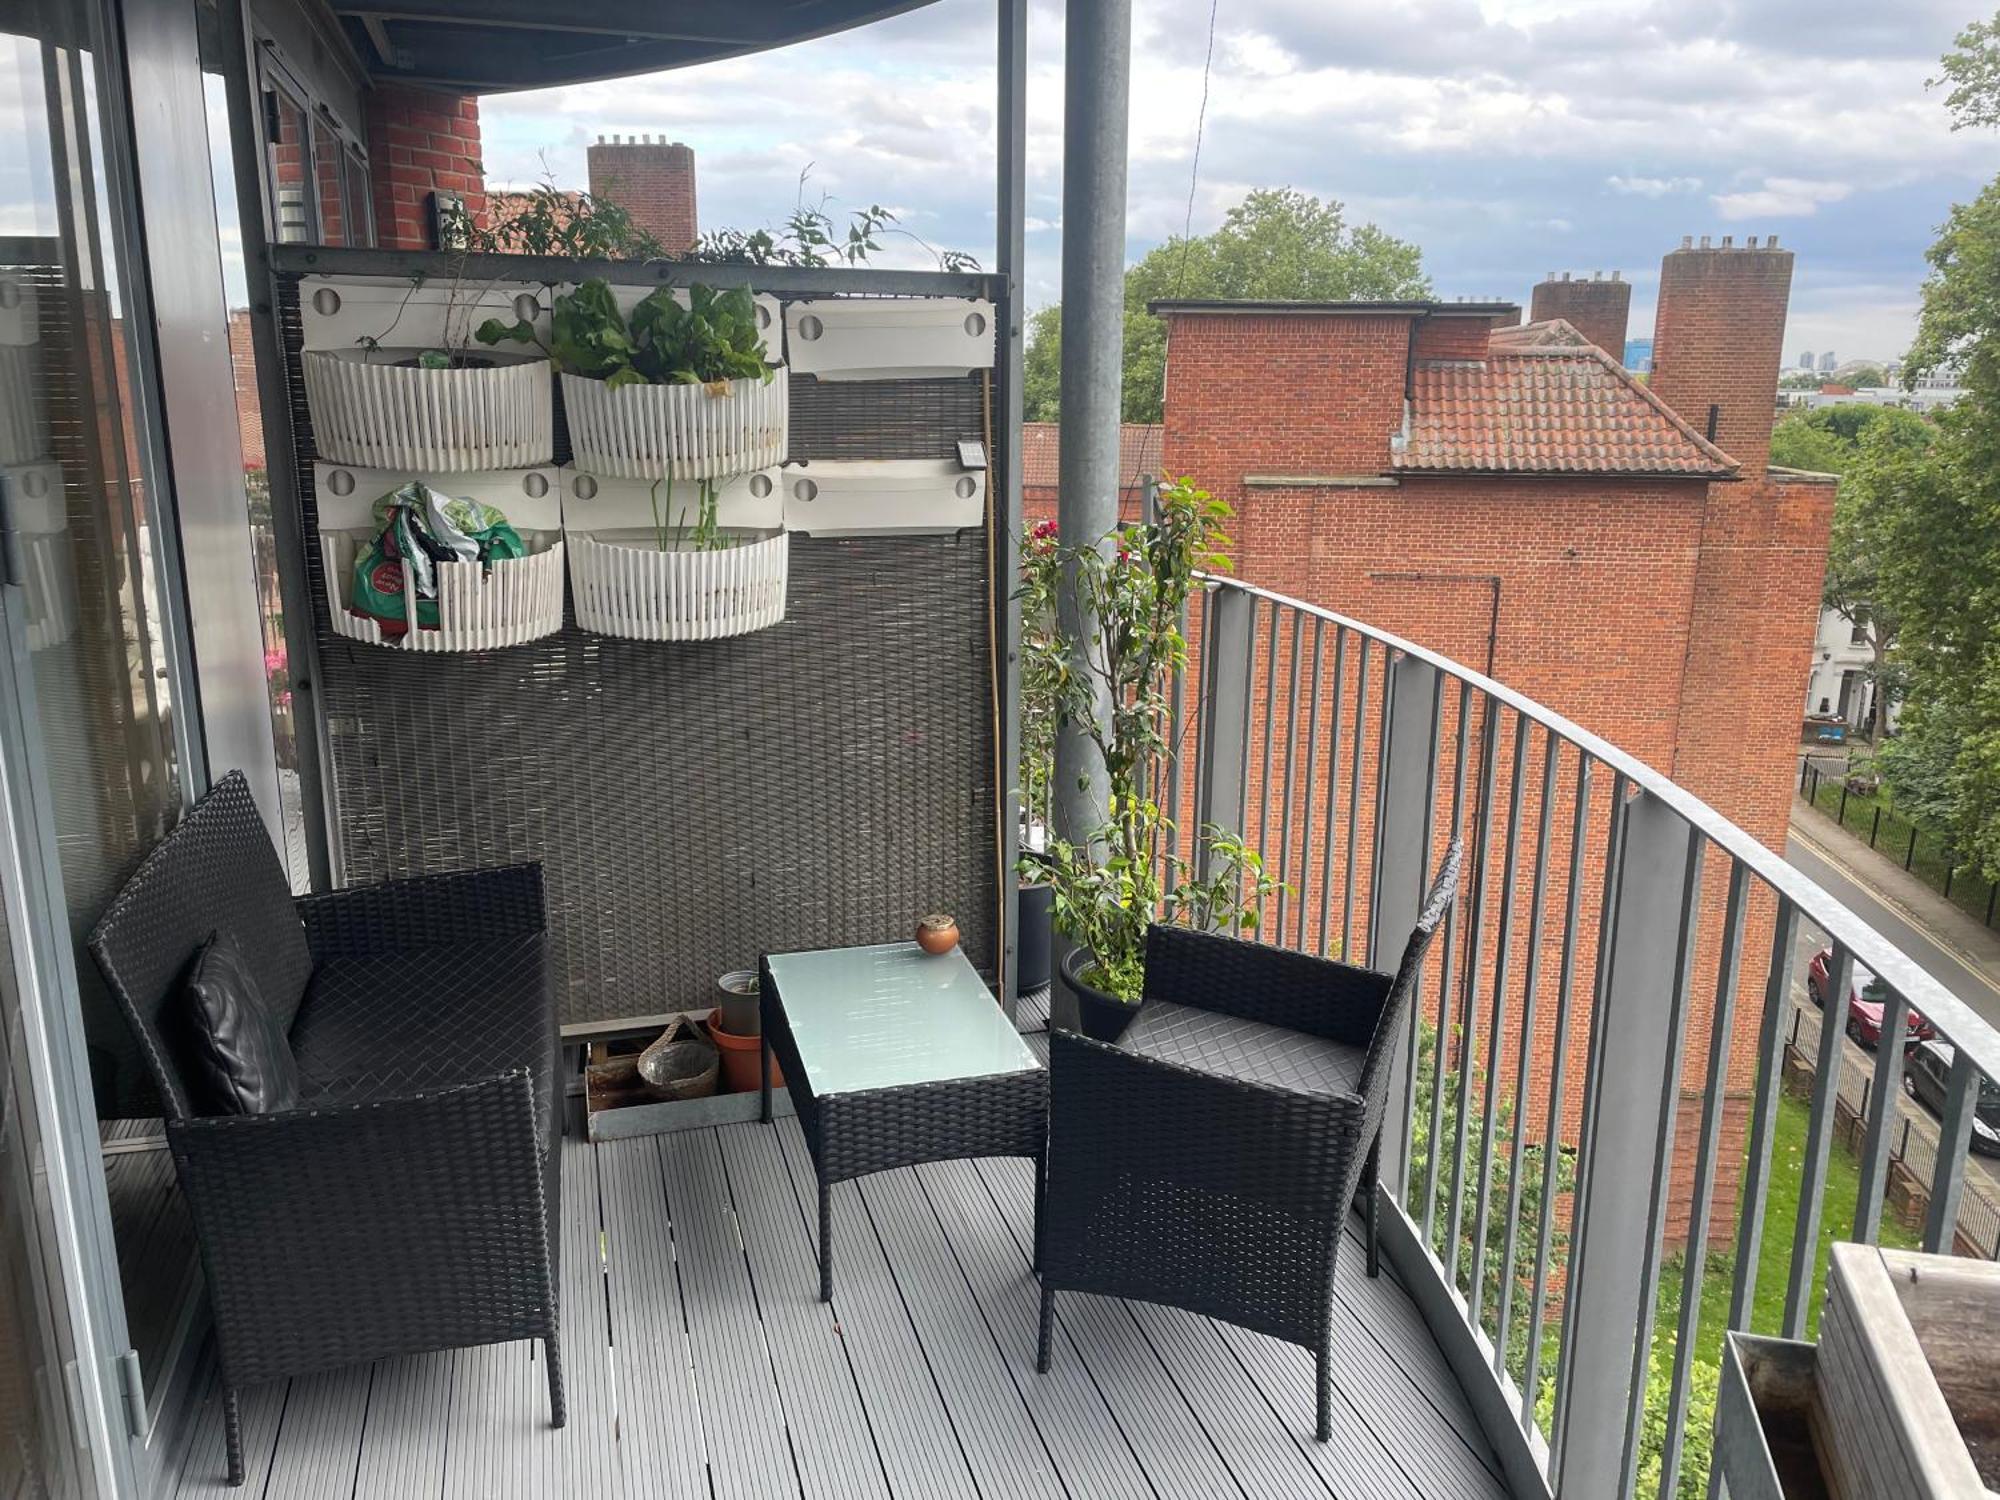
341,0,943,91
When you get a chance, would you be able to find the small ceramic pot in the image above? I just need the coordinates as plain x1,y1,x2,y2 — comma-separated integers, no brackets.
916,913,960,955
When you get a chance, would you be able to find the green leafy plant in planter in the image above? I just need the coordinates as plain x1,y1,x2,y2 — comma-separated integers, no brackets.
1024,476,1284,1011
478,278,775,551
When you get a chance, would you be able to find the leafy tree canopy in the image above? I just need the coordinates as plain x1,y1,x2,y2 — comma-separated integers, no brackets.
1932,12,2000,130
1024,188,1429,425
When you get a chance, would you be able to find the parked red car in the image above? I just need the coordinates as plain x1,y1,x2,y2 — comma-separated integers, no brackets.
1806,948,1934,1049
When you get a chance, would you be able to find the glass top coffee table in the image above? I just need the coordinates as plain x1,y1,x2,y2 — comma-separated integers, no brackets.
759,941,1046,1301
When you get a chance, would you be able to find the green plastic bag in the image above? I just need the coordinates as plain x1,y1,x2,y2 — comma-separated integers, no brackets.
349,481,526,638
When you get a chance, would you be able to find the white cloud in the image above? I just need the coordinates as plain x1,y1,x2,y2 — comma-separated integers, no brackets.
1607,175,1702,197
1712,177,1855,219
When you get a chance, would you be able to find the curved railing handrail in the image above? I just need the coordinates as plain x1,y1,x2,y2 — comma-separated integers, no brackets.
1201,573,2000,1084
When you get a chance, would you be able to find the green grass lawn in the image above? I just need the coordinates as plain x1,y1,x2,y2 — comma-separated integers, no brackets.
1644,1083,1921,1494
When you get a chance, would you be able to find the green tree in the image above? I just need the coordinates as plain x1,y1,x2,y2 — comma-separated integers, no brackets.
1873,19,2000,878
1770,405,1934,735
1024,188,1429,424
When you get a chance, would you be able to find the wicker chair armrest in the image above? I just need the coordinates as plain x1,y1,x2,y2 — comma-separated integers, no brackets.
296,863,545,961
1142,924,1393,1047
1047,1029,1368,1217
166,1070,552,1387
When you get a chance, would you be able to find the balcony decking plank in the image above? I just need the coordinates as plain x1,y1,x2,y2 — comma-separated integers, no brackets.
712,1123,889,1499
770,1119,982,1500
597,1136,709,1500
163,1117,1523,1500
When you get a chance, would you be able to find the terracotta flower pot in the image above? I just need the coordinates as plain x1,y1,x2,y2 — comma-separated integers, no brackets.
916,913,960,955
706,1009,782,1093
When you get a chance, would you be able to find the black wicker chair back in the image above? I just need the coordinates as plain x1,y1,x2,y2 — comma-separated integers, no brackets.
86,771,312,1120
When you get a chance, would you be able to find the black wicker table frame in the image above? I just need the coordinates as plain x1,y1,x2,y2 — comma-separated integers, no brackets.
759,942,1046,1302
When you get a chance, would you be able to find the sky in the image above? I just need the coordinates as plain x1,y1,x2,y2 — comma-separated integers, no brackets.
480,0,1999,364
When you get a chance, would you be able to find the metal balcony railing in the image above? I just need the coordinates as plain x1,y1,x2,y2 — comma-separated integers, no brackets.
1177,575,2000,1500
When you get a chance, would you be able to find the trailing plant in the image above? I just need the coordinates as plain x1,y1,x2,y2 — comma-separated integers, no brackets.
692,168,978,273
1023,476,1283,1001
1018,518,1062,839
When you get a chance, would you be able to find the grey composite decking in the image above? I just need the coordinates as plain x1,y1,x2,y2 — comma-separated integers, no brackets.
163,1118,1516,1500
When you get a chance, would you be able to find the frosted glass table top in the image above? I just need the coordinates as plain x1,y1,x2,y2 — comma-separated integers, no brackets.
765,942,1039,1097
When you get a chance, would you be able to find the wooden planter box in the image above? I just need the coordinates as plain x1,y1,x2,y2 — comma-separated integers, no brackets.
1817,1243,2000,1497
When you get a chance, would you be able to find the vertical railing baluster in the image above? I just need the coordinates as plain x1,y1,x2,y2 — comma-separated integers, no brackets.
1317,627,1348,959
1255,600,1279,916
1469,711,1530,1332
1924,1049,1979,1253
1785,941,1851,1337
1342,640,1371,961
1276,609,1302,947
1446,694,1502,1285
1421,676,1473,1247
1495,725,1557,1378
1193,584,1254,889
1522,750,1592,1430
1367,647,1396,968
1854,983,1910,1240
1164,585,1189,887
1656,858,1749,1500
1294,617,1324,951
1709,894,1802,1500
1549,770,1630,1485
1396,668,1445,1205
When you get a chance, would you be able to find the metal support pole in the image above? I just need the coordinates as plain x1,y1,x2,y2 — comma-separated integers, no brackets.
1052,0,1131,847
1555,790,1697,1500
995,0,1026,1015
1367,656,1440,1196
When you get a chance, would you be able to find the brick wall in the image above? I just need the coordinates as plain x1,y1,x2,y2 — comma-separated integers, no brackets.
1411,313,1500,362
1529,274,1632,362
1650,237,1793,475
365,84,486,250
227,309,264,470
587,136,698,254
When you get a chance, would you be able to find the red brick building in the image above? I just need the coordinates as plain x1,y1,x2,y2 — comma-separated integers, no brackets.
1152,238,1834,1239
1021,421,1160,528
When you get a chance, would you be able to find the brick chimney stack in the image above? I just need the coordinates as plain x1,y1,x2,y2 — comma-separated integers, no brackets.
1649,234,1793,474
586,134,698,254
1528,270,1631,364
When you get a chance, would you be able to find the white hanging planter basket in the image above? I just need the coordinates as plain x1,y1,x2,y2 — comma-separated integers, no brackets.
302,347,553,471
567,529,788,642
319,530,565,652
560,371,787,480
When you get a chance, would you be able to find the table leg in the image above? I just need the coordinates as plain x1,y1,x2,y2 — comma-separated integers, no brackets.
760,1030,772,1123
818,1176,834,1303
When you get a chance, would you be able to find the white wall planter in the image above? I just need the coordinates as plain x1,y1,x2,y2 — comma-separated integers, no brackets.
561,372,787,480
3,462,72,650
561,466,782,535
314,461,565,652
0,341,47,466
785,297,994,381
300,275,550,355
568,530,788,642
782,459,985,537
0,273,39,347
303,348,553,471
1818,1243,2000,1498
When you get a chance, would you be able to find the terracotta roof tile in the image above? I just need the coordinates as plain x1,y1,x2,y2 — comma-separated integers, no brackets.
1022,422,1164,489
1395,346,1737,477
1489,317,1594,351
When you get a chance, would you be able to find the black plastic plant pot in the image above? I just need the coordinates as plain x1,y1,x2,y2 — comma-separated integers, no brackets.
1017,874,1053,993
1057,946,1138,1042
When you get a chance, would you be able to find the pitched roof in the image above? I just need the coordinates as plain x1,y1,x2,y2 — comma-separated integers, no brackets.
1489,317,1593,350
1021,423,1165,490
1395,344,1738,478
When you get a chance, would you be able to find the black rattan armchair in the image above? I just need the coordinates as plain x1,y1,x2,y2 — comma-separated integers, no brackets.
87,772,563,1486
1035,839,1463,1441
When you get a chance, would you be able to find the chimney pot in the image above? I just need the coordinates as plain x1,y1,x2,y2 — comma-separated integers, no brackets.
1722,235,1734,248
1767,234,1779,248
1682,235,1694,249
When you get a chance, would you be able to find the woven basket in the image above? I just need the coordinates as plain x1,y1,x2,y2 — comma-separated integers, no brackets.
637,1016,720,1102
567,528,788,642
560,370,787,480
319,531,566,653
302,348,553,470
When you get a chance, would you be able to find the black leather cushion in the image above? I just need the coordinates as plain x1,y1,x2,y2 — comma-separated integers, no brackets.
287,933,556,1141
178,929,302,1115
1117,1000,1366,1098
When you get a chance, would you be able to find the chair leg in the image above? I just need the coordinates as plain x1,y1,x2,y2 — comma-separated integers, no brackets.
224,1385,245,1487
1035,1284,1056,1374
1365,1131,1382,1280
1032,1153,1046,1273
545,1324,567,1429
1315,1343,1332,1442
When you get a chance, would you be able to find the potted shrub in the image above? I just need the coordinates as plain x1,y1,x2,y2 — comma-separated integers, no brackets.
1027,478,1283,1039
483,280,789,641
